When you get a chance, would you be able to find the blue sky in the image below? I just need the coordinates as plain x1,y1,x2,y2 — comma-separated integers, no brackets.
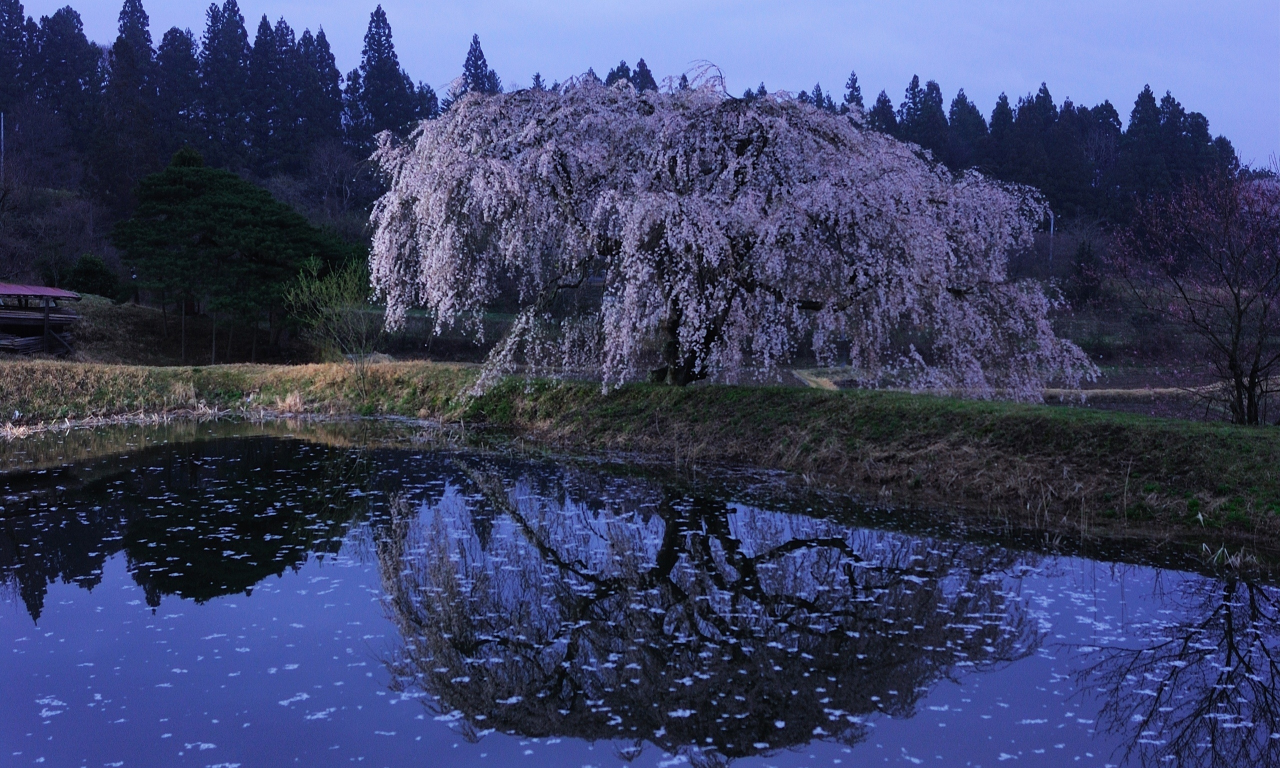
28,0,1280,164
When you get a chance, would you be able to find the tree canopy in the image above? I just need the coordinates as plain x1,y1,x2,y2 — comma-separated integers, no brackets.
370,78,1094,397
112,148,351,325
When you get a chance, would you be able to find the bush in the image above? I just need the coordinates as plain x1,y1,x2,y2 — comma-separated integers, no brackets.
64,254,120,299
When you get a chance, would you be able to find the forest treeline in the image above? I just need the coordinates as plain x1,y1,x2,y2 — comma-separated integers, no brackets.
780,73,1242,221
0,0,1251,298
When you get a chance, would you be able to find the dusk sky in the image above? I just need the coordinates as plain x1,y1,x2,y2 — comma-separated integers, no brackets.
26,0,1280,165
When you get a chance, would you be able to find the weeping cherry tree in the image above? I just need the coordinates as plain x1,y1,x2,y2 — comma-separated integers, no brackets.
370,75,1094,398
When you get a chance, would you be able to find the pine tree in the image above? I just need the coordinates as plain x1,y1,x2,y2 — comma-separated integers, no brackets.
842,70,862,110
604,60,631,87
631,59,657,92
867,90,897,135
155,26,201,154
460,33,500,95
755,83,767,99
529,72,545,91
946,89,987,170
0,0,25,113
200,0,251,167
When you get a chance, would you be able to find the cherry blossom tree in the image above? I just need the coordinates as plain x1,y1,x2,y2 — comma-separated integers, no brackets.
370,76,1094,398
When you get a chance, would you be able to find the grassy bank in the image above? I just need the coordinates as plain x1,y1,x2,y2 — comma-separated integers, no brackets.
3,360,1278,561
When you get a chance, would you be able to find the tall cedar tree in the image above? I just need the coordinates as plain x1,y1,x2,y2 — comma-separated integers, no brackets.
603,60,631,87
347,6,424,150
96,0,158,213
154,27,201,156
986,94,1014,176
0,0,25,113
897,76,947,157
199,0,250,168
867,90,897,135
843,70,862,110
946,89,987,170
248,16,306,175
460,34,500,96
297,28,343,148
32,7,102,150
631,59,657,92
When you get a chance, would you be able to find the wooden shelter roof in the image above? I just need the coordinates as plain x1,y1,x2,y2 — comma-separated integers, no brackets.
0,283,81,301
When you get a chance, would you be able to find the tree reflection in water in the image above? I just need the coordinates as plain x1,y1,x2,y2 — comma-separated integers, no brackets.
0,436,374,619
1082,577,1280,768
376,463,1042,764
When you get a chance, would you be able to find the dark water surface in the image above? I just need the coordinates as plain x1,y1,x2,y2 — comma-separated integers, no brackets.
1,423,1277,768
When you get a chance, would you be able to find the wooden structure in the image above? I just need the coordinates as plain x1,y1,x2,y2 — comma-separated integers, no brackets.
0,283,81,354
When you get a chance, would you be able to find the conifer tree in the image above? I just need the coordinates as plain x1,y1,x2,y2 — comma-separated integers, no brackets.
529,72,545,91
986,93,1014,175
199,0,251,167
248,15,304,174
0,0,25,113
946,89,987,170
155,26,201,154
897,75,925,130
348,6,421,149
842,69,862,110
297,28,343,148
97,0,160,212
631,59,657,92
460,33,500,95
867,90,897,135
32,6,102,147
604,60,631,87
911,80,949,157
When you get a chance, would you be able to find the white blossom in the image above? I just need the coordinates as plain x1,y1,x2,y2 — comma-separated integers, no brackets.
370,77,1095,398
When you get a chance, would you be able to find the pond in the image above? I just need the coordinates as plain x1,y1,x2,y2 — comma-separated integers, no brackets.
1,423,1277,767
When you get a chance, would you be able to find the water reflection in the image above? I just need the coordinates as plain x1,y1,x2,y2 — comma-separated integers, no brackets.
0,435,373,619
1083,577,1280,768
376,462,1043,764
3,429,1280,766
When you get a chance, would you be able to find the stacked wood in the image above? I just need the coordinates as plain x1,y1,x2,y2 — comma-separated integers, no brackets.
0,284,81,355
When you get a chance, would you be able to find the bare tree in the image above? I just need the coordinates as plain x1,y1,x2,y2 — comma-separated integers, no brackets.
1115,172,1280,424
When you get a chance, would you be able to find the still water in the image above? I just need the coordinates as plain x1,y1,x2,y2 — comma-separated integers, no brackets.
0,423,1276,767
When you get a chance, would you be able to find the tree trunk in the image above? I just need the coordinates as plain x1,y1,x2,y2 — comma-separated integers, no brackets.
211,314,217,366
648,315,707,386
180,300,186,362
